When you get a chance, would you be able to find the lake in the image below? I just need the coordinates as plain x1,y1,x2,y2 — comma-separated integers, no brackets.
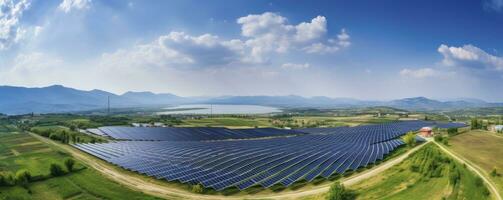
158,104,281,115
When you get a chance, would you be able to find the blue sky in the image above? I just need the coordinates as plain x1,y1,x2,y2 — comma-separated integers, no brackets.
1,0,502,101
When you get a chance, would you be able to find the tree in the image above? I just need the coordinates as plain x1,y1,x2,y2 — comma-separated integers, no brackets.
50,163,65,176
447,128,458,136
402,132,417,147
69,124,77,131
474,176,484,187
64,158,76,172
491,168,498,177
471,119,479,130
0,172,15,186
15,170,31,186
442,138,449,146
191,184,204,193
434,135,444,142
326,181,346,200
49,133,60,141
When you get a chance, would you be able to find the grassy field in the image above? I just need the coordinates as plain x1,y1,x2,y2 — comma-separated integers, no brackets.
180,117,272,128
178,114,403,129
302,144,491,200
351,144,490,200
449,130,503,193
0,133,161,200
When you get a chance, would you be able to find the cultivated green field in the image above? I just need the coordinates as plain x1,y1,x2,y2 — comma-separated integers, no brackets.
449,130,503,194
0,133,160,200
311,144,491,200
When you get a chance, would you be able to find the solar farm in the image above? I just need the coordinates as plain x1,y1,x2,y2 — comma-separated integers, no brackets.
74,121,465,191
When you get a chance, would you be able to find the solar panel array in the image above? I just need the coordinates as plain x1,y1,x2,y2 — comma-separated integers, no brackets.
93,127,306,141
297,121,466,135
75,120,465,191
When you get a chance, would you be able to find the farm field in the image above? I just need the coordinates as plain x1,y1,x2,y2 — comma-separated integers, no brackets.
180,117,273,128
449,130,503,193
0,133,161,200
303,144,491,200
179,114,406,129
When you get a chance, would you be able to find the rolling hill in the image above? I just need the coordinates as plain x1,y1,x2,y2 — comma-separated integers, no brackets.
0,85,501,114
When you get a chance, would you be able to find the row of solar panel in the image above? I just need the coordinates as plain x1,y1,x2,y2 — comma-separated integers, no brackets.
87,121,465,142
90,126,307,141
74,138,404,190
73,121,454,190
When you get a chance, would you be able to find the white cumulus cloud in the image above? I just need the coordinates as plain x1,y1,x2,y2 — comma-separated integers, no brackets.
58,0,91,13
101,12,349,69
438,44,503,71
0,0,31,50
237,12,350,61
295,16,327,42
100,31,245,69
304,29,350,54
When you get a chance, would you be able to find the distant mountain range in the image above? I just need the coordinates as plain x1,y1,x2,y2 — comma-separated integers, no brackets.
1,85,502,115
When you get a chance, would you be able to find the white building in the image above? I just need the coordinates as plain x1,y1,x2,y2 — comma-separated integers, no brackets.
495,125,503,132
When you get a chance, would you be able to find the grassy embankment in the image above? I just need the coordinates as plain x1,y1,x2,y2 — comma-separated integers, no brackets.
0,132,161,200
305,144,491,200
448,130,503,194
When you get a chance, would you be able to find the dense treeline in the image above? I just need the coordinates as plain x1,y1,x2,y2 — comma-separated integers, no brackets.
471,119,488,130
0,158,77,187
30,127,104,144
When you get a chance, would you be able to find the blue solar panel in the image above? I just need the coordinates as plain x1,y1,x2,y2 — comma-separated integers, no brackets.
74,120,466,191
91,126,307,141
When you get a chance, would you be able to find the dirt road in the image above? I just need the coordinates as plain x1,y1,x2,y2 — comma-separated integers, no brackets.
31,132,427,200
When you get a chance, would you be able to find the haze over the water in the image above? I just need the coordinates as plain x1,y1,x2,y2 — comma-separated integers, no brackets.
158,104,281,115
0,0,502,101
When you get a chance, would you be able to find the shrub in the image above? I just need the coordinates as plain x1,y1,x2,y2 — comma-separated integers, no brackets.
442,138,449,145
410,164,420,172
15,170,31,186
402,132,416,148
49,133,60,141
449,168,460,185
50,163,65,176
474,177,484,187
434,135,443,142
326,181,346,200
483,187,491,196
0,172,15,186
447,128,458,136
191,184,204,194
491,168,498,177
64,158,76,172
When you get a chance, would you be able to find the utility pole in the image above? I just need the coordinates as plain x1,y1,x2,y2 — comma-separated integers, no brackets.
107,96,110,115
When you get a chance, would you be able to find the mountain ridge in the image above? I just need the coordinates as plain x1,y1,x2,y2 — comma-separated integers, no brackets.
0,85,501,114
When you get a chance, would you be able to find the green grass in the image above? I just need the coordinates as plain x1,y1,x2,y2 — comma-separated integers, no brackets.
347,144,491,200
181,117,272,128
449,130,503,194
0,170,163,200
0,133,161,200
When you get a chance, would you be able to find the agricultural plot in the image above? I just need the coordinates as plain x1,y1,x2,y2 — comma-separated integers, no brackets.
181,117,272,128
0,133,161,200
347,144,491,200
449,130,503,194
75,121,465,191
